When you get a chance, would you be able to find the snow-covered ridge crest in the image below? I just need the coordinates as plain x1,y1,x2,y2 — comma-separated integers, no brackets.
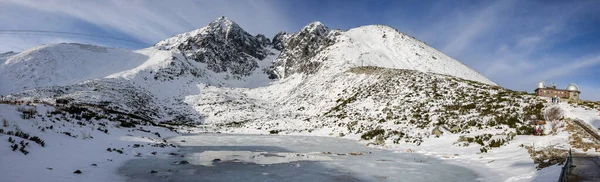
154,16,272,77
269,21,495,85
155,16,244,50
340,24,494,85
1,16,496,123
0,43,148,94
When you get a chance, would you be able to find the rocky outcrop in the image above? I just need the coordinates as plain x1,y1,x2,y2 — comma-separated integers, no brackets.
272,32,289,51
155,16,271,77
272,22,339,78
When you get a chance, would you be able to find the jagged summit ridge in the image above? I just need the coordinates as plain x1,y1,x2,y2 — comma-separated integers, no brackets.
1,16,497,123
155,16,273,77
156,16,250,50
272,21,339,78
269,21,496,85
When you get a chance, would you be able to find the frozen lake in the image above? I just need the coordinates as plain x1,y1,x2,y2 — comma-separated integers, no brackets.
119,134,479,182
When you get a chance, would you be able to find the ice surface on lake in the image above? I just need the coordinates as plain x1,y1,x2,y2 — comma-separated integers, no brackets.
119,134,479,182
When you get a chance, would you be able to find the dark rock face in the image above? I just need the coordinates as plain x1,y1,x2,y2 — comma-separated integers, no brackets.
272,32,288,51
272,22,337,78
157,16,271,77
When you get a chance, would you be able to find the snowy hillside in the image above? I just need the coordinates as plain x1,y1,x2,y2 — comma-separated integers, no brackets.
0,44,147,94
272,22,495,85
0,104,179,182
2,16,600,182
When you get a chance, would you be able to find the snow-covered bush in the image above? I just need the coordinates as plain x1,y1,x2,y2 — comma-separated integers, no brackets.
29,136,45,147
81,131,93,140
361,129,385,140
119,121,136,128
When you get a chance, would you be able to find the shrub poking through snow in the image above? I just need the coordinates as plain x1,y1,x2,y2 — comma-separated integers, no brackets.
18,141,29,155
119,121,136,128
269,130,280,134
19,146,29,155
14,131,30,140
29,136,45,147
2,118,8,127
114,149,123,154
361,129,385,140
97,127,109,134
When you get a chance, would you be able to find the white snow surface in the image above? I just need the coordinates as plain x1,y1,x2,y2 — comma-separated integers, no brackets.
0,104,179,182
2,18,598,182
322,25,495,85
0,43,147,94
560,102,600,130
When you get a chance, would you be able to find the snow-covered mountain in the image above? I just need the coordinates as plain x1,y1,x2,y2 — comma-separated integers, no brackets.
155,16,272,78
0,16,495,125
3,16,600,182
0,44,146,94
272,22,495,85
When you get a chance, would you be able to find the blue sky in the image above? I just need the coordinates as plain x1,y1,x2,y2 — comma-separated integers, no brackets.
1,0,599,100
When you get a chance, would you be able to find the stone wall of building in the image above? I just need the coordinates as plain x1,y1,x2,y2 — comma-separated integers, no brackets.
535,88,570,99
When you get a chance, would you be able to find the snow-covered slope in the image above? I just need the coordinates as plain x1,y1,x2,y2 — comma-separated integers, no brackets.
0,104,179,182
0,43,147,94
338,25,494,85
3,16,600,182
0,18,498,126
0,51,17,63
273,23,495,85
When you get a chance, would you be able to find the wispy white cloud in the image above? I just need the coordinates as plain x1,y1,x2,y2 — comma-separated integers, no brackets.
1,0,599,101
405,0,599,100
439,0,514,57
533,55,600,80
1,0,293,51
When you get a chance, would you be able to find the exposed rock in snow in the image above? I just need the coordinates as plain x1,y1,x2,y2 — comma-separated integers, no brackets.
2,16,600,182
154,16,271,77
273,21,337,78
271,31,289,51
1,16,496,125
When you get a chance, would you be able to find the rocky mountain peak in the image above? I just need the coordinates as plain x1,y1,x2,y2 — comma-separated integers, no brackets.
271,21,337,78
204,16,244,41
272,31,289,51
300,21,330,36
154,16,272,77
209,16,237,29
